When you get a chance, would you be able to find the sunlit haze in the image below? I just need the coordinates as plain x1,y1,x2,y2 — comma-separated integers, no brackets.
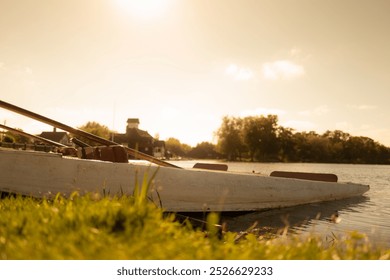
1,0,390,147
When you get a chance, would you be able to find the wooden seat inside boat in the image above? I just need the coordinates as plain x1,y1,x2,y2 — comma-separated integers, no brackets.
78,145,129,163
193,162,228,171
71,137,128,163
270,171,338,182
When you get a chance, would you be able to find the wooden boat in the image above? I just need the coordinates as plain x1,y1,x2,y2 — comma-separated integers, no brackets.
0,147,369,212
0,100,369,212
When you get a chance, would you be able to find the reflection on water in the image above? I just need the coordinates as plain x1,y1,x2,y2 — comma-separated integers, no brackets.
170,160,390,246
222,196,368,230
221,196,370,235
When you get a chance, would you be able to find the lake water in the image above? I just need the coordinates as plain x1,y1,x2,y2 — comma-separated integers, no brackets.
169,160,390,247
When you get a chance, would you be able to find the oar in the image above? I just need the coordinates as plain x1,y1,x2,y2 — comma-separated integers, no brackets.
0,100,180,168
0,123,67,147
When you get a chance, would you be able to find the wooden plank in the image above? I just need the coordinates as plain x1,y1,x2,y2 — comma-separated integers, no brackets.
270,171,338,182
193,163,228,171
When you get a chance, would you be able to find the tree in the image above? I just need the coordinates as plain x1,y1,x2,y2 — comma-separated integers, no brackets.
215,114,390,163
216,116,245,161
242,115,279,161
306,133,330,162
165,137,191,158
290,132,314,162
2,133,15,143
277,126,296,162
242,116,261,161
76,121,112,146
343,136,384,164
2,129,31,144
187,142,220,159
323,130,350,161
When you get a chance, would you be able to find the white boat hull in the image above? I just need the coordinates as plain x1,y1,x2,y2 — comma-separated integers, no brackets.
0,148,369,212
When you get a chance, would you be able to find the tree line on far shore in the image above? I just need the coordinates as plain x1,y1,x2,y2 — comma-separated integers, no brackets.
2,116,389,164
167,115,390,164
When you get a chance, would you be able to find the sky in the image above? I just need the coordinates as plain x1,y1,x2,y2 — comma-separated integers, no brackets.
1,0,390,147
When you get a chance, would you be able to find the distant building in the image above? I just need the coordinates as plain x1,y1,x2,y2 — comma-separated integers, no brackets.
38,129,71,146
153,140,166,159
113,118,166,158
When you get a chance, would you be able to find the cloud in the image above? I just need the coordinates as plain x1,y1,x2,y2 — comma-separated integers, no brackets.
225,64,254,81
289,47,312,61
360,127,390,146
289,48,301,57
333,123,390,146
282,120,317,131
240,107,286,117
262,60,305,80
299,105,330,116
335,121,352,131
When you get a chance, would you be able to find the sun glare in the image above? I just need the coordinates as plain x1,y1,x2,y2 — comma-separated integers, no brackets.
116,0,169,20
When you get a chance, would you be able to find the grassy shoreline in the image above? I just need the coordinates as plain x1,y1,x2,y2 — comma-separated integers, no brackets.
0,194,389,260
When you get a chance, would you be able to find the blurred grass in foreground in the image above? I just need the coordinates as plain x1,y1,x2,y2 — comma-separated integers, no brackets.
1,192,389,260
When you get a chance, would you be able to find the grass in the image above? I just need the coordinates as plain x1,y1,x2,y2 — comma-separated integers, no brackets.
0,166,389,260
1,192,389,260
